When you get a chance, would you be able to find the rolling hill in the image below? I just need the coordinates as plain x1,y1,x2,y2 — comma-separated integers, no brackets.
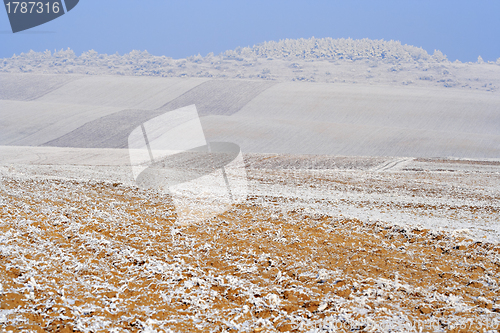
1,71,499,159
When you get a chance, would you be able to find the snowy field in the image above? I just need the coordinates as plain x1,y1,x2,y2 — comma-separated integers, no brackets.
1,146,499,243
1,37,500,332
0,150,499,332
1,73,499,157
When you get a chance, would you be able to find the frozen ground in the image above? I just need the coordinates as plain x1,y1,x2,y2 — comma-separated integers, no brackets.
0,150,499,332
1,146,499,243
1,37,499,331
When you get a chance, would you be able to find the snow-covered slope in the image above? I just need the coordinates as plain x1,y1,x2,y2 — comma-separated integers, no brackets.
37,75,207,110
1,37,499,158
0,73,80,101
1,72,499,158
201,82,500,157
0,99,123,146
0,74,208,147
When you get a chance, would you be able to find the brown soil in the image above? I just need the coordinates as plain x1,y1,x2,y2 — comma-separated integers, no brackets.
0,175,499,332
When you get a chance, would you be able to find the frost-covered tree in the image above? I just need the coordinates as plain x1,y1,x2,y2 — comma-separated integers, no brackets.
227,37,437,63
53,48,76,59
2,37,494,92
432,50,448,63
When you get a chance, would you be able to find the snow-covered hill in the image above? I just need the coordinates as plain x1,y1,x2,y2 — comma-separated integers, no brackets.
1,37,499,158
1,72,500,158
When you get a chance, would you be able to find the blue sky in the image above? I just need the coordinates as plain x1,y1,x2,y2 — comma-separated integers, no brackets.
1,0,499,62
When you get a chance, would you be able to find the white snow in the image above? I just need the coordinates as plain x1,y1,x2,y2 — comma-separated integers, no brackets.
37,75,206,110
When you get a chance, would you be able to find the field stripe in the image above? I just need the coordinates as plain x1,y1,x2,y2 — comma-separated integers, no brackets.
40,80,276,148
158,80,276,116
0,73,81,101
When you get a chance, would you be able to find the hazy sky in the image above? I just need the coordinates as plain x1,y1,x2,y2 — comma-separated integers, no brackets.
1,0,499,62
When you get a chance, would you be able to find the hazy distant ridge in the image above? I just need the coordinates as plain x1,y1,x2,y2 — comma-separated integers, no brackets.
1,37,499,91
